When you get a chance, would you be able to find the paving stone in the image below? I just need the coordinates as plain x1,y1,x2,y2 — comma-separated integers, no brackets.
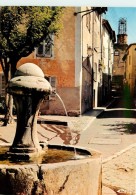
90,138,121,145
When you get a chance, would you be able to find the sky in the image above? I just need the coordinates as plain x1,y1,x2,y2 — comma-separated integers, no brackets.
104,7,136,44
1,0,136,7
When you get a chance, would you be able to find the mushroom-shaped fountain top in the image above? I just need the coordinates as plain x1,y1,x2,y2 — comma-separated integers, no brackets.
7,63,52,95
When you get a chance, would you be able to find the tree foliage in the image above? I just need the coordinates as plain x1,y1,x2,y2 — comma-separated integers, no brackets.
0,6,63,77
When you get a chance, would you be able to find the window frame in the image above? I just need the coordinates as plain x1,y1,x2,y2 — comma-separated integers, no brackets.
36,34,54,58
114,50,119,56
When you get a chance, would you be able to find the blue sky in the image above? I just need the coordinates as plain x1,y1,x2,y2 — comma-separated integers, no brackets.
104,7,136,44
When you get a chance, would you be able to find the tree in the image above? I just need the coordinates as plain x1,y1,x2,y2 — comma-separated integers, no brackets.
0,6,63,125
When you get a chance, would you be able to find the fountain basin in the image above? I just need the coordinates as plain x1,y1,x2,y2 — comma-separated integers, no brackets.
0,144,102,195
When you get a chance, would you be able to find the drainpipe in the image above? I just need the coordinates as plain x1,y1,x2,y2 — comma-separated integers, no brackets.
92,11,95,107
100,14,103,106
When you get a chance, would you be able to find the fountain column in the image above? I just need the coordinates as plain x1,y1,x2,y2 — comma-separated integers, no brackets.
7,63,52,159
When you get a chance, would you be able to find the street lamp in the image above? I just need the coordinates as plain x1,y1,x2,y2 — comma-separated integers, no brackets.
74,7,107,16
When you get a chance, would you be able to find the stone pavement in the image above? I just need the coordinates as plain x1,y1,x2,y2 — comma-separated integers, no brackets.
102,143,136,194
0,108,103,145
0,102,136,194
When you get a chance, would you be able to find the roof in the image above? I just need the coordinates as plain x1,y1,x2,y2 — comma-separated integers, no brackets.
122,43,136,61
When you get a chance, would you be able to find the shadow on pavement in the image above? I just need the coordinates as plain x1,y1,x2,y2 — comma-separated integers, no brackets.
102,122,136,134
98,95,136,134
97,109,136,118
83,109,104,117
39,124,80,145
98,96,136,118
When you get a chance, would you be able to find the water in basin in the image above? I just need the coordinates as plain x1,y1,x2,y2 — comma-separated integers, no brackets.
0,146,91,165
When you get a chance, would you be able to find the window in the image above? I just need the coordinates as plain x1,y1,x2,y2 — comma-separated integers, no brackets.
49,76,57,98
114,50,119,56
36,34,53,58
49,76,56,88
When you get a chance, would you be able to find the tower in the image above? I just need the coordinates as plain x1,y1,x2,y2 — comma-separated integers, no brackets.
117,18,128,44
112,17,128,92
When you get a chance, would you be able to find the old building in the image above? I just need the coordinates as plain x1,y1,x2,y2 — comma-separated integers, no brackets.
112,18,128,95
123,43,136,97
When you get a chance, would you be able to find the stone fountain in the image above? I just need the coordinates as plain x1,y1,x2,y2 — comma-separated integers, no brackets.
0,63,102,195
6,62,51,159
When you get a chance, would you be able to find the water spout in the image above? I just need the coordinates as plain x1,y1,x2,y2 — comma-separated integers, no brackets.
55,92,68,116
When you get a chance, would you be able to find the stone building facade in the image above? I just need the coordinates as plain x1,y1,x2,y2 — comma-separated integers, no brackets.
123,43,136,96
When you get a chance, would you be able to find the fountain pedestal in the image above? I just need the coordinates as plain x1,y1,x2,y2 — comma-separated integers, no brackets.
7,63,52,159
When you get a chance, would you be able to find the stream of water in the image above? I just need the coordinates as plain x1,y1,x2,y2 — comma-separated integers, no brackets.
55,92,80,158
56,93,68,116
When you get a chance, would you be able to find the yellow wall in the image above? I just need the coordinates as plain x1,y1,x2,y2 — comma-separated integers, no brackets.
125,44,136,95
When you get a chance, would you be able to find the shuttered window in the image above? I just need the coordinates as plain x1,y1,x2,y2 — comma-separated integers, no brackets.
49,76,57,99
49,76,56,90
